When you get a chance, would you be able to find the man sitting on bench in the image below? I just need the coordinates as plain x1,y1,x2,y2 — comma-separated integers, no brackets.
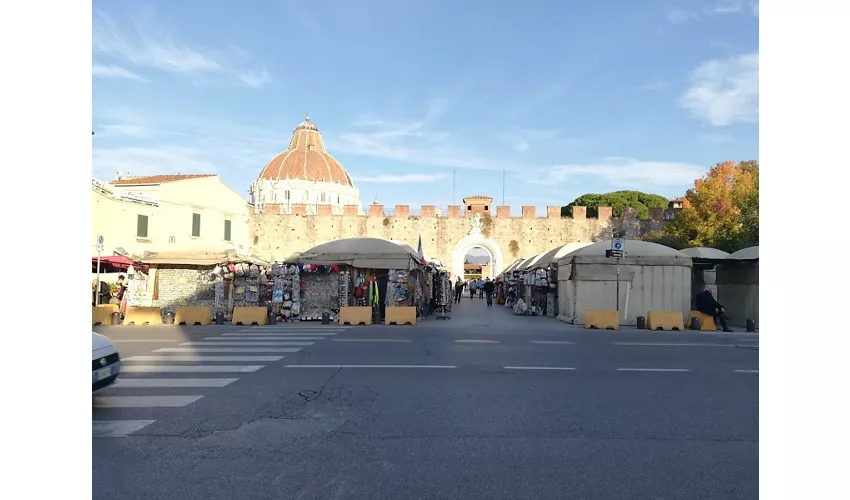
695,288,733,332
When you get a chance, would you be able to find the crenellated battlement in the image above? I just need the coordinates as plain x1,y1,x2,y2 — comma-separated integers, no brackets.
252,204,668,221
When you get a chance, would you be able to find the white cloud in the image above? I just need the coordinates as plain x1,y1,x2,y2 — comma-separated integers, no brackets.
92,63,146,81
667,1,758,24
92,9,269,87
336,100,513,171
515,141,529,153
353,173,450,183
92,146,219,180
679,51,759,126
98,123,152,138
528,158,706,189
667,8,699,24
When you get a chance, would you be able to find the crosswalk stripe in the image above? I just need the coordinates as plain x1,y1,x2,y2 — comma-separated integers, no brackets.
93,395,204,408
121,365,264,373
202,336,323,341
239,326,348,329
124,355,284,362
92,420,156,436
154,347,302,353
113,339,179,343
112,378,238,388
182,341,314,346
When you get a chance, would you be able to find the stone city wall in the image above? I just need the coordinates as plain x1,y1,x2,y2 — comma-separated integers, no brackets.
250,204,667,270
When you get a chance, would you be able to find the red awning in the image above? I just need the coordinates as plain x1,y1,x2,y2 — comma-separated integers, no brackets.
92,255,145,273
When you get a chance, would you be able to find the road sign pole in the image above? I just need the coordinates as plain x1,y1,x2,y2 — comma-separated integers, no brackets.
616,258,620,312
95,249,101,306
95,234,105,306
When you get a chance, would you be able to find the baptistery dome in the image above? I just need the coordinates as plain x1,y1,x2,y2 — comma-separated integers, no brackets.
250,116,361,214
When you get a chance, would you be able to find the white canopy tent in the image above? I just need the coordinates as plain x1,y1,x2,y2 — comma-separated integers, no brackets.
557,240,693,326
527,242,593,271
298,238,421,270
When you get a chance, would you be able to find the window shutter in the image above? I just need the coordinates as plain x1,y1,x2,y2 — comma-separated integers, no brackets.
224,220,232,241
192,213,201,237
137,215,149,238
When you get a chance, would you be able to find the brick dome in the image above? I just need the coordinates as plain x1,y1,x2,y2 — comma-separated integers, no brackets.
257,116,354,187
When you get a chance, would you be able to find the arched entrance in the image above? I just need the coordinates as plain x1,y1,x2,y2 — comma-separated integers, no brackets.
452,234,504,280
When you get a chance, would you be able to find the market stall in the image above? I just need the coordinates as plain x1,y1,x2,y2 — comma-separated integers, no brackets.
297,238,423,325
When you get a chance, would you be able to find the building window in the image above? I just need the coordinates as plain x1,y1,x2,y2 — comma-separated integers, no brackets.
467,205,472,210
321,192,326,202
337,194,340,204
224,219,232,241
304,190,309,202
137,214,149,238
484,206,489,210
192,213,201,237
285,190,290,200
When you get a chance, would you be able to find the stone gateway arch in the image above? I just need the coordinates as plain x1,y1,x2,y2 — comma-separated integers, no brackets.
451,213,505,280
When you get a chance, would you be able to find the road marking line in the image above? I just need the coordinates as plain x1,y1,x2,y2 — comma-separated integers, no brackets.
92,395,204,408
154,347,302,353
530,341,575,345
113,378,239,388
611,342,734,347
92,420,156,437
330,338,412,343
121,365,264,373
284,365,457,369
455,339,499,344
734,369,759,373
616,368,690,372
181,341,314,346
224,332,337,336
125,355,284,362
504,366,577,370
203,337,324,341
112,339,179,343
237,328,346,332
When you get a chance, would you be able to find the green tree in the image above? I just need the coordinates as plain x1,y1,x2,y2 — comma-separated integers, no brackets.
561,190,669,219
649,161,758,252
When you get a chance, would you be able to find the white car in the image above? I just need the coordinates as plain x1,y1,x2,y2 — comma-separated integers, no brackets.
92,332,121,392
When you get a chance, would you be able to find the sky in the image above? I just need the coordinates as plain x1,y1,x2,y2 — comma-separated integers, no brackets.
91,0,759,212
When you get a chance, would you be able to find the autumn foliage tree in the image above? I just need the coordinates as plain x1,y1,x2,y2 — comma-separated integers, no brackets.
645,161,759,253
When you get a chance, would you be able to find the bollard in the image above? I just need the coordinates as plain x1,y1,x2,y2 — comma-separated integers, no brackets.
321,312,330,325
636,316,646,330
215,312,225,325
164,312,175,325
268,311,277,325
746,319,756,332
690,317,701,331
111,312,121,326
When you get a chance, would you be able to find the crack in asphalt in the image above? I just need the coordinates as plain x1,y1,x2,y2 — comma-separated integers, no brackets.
298,366,344,403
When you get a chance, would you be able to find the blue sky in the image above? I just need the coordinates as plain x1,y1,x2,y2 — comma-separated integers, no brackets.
92,0,759,212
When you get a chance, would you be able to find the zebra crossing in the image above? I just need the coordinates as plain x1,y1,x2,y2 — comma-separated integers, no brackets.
92,325,349,437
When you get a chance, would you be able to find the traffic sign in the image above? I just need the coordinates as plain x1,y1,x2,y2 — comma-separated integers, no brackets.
606,249,624,259
96,244,104,253
612,237,624,251
97,234,104,245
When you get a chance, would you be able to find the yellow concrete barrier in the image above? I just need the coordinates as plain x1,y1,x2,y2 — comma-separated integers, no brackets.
92,307,115,326
689,311,717,331
386,306,417,326
584,310,619,330
123,307,163,326
646,311,685,331
232,307,268,326
339,306,372,326
175,306,213,326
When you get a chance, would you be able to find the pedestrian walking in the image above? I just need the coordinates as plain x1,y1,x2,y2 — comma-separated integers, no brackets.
454,277,464,303
483,278,495,307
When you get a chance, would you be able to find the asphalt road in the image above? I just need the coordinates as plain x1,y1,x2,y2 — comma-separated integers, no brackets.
93,300,759,500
